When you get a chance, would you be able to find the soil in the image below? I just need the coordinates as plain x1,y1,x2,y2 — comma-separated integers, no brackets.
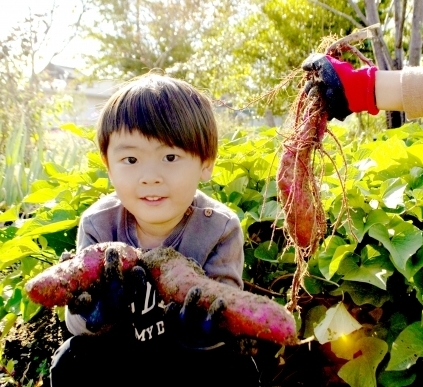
1,308,71,387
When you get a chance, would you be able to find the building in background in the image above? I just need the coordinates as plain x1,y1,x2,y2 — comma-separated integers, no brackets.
42,63,117,127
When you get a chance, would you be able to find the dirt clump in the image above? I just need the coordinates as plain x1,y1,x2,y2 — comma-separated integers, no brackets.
2,308,71,387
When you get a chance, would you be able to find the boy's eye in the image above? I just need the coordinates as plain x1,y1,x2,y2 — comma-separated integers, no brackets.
124,157,137,164
164,154,178,162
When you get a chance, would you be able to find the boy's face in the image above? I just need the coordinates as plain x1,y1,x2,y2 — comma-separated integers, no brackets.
105,131,214,239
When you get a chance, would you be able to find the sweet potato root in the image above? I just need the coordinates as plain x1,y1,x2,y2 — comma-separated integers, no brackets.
25,243,298,345
277,97,328,255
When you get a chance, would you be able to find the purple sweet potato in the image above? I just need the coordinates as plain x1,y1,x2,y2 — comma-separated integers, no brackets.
140,247,298,345
25,242,139,308
25,243,298,345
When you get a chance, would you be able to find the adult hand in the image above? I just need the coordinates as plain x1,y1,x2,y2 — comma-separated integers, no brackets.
302,53,379,121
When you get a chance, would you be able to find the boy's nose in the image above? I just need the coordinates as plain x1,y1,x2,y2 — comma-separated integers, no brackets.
138,169,163,185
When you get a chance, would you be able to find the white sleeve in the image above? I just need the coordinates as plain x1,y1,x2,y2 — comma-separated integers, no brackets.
65,306,95,336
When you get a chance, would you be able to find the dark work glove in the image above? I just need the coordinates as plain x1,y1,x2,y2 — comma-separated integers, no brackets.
165,286,227,350
165,286,281,357
67,246,147,333
302,53,379,121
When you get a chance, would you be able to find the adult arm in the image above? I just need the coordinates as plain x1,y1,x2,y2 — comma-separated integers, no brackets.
376,68,423,119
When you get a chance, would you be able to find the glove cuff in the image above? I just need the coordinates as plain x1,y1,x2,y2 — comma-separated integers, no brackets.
327,55,379,115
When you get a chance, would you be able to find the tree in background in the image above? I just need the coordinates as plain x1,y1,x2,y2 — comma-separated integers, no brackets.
0,1,88,153
197,0,422,127
80,0,421,126
184,0,357,118
82,0,239,80
0,1,89,208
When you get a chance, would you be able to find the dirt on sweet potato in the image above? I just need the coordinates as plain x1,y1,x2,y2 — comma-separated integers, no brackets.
25,243,298,346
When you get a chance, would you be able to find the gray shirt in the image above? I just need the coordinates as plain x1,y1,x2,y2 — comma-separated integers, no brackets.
66,189,244,336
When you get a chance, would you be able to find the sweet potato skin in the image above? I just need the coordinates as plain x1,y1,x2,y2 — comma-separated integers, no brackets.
277,107,328,254
25,243,298,345
25,242,140,308
139,247,298,345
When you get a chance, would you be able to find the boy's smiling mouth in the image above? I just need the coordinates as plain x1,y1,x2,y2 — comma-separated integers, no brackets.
144,196,162,201
141,196,166,204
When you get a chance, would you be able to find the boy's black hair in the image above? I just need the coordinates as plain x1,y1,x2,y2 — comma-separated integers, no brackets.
97,73,218,163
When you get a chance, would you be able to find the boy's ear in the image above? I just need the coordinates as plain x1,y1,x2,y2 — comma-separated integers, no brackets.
101,155,114,184
200,159,214,182
101,155,109,169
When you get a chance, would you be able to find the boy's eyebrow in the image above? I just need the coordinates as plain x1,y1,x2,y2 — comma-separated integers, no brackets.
110,142,174,153
110,144,139,153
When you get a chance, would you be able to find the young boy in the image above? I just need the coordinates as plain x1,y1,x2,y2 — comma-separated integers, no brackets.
49,73,260,387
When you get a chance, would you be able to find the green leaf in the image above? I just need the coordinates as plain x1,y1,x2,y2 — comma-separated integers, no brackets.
369,220,423,279
380,178,407,209
6,359,15,373
0,313,18,340
318,236,356,280
343,264,392,290
242,188,263,203
412,268,423,305
342,245,394,290
344,209,390,242
331,330,366,360
261,180,277,199
0,205,20,222
258,200,281,221
60,123,96,141
55,306,66,322
332,281,391,307
23,186,68,204
225,202,244,220
44,161,67,176
344,207,367,243
254,240,279,262
314,302,362,344
386,321,423,371
249,153,277,181
0,238,42,269
303,305,326,338
378,369,416,387
302,275,323,295
16,202,78,238
222,176,249,198
4,287,23,315
338,337,388,387
21,298,42,322
365,137,408,172
365,209,391,230
212,162,247,186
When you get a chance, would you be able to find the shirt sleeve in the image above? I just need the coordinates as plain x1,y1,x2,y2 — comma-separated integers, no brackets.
65,215,101,336
202,215,244,290
402,66,423,120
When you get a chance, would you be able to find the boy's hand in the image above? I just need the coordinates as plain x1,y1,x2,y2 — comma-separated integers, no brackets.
165,286,226,350
302,53,379,120
166,286,280,356
68,246,147,333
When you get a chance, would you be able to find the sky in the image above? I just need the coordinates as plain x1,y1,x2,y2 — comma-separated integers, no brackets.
0,0,95,71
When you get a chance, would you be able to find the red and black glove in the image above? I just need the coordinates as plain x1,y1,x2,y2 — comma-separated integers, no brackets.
302,53,379,121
